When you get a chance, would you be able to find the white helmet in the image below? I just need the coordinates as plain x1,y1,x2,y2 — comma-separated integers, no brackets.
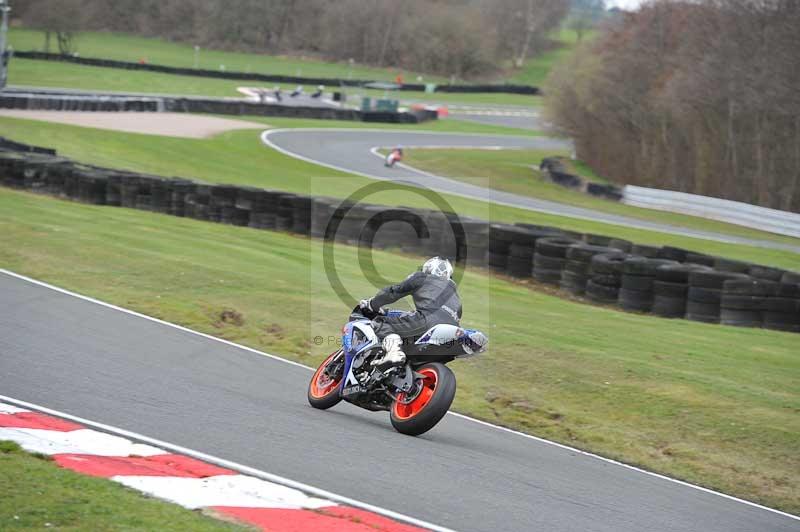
422,256,453,280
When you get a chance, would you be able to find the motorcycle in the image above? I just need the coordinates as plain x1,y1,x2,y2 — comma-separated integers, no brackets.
384,149,403,168
307,306,488,436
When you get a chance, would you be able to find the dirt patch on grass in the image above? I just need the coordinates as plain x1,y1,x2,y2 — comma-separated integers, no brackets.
0,110,265,138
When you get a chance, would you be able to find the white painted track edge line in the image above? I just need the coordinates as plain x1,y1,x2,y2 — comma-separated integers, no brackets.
0,393,454,532
2,268,799,522
259,130,775,249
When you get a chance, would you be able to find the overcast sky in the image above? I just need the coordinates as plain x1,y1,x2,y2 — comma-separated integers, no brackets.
605,0,645,10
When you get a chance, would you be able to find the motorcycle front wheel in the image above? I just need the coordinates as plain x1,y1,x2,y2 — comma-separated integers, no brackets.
307,350,344,409
390,362,456,436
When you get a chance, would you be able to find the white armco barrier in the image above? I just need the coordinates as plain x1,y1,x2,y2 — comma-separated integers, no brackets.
622,185,800,238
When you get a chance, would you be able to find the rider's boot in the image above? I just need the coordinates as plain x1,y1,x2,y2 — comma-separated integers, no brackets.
371,334,406,367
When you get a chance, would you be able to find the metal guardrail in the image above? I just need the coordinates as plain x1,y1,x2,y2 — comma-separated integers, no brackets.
622,185,800,238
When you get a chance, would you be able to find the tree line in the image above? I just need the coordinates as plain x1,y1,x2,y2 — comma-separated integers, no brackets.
14,0,570,79
545,0,800,213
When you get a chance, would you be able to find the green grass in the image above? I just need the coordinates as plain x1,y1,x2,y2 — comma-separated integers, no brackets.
1,115,798,271
399,148,800,250
240,116,543,136
8,57,542,107
9,28,443,83
0,440,243,530
1,187,798,514
506,28,593,86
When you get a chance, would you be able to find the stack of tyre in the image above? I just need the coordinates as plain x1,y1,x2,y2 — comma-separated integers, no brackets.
487,225,514,272
291,196,313,234
169,179,195,217
533,237,580,285
561,244,616,295
461,218,490,267
651,264,710,318
275,193,298,231
586,252,627,303
720,272,800,331
686,270,750,323
618,257,678,312
504,227,548,279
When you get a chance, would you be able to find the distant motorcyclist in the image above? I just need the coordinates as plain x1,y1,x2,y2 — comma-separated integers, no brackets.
384,146,404,167
360,257,461,367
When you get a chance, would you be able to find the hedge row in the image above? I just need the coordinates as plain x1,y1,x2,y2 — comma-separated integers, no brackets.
0,92,437,123
2,138,797,332
14,51,539,96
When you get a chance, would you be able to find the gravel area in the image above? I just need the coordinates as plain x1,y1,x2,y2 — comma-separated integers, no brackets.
0,111,266,138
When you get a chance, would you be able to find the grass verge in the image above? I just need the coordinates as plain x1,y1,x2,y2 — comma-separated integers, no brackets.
8,57,541,108
9,28,442,83
0,187,798,514
1,116,798,271
0,440,243,530
399,147,800,250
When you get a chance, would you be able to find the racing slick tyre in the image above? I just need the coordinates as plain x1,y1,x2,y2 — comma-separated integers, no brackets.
308,350,344,410
390,363,456,436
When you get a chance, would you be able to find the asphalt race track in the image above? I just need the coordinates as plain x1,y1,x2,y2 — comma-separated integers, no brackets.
2,272,798,531
263,129,800,253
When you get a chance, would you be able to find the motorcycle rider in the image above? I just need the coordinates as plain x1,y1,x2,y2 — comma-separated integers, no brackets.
359,257,461,367
384,146,404,167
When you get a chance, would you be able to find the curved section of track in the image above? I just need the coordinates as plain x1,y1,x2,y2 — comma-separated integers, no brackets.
263,129,800,253
1,271,797,532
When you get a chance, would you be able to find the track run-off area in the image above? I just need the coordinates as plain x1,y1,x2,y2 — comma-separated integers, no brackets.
2,270,798,532
262,128,800,253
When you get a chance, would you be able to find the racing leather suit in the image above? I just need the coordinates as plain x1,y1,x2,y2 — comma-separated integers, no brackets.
368,271,462,344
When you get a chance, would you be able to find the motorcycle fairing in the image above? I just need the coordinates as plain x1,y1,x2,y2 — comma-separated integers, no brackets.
341,320,379,397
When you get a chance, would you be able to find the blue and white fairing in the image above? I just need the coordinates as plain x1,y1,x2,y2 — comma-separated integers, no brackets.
415,324,488,357
340,320,379,394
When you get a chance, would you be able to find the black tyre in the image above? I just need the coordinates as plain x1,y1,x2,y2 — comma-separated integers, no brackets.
307,350,344,410
714,257,751,273
656,264,710,283
781,271,800,285
533,253,566,270
686,301,720,323
653,281,688,297
619,288,654,312
564,259,591,275
586,280,619,303
507,256,533,278
591,274,622,287
535,237,579,258
567,244,615,262
590,253,628,275
533,268,562,284
720,309,762,328
623,257,677,276
721,295,765,310
658,246,689,262
622,274,655,291
723,279,778,297
748,265,785,282
688,287,722,304
582,233,613,246
689,270,749,289
630,244,661,258
390,363,456,436
608,238,633,252
762,298,800,313
653,296,687,318
685,252,716,267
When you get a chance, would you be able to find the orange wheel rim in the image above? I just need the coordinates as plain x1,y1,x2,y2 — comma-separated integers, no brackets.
392,367,438,420
310,351,342,398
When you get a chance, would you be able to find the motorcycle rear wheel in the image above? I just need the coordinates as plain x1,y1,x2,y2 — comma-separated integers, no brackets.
390,362,456,436
307,350,344,410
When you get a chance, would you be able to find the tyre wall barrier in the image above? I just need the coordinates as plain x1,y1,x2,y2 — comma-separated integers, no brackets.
623,185,800,238
1,139,797,333
539,156,623,202
0,94,161,112
14,51,539,96
0,92,434,124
